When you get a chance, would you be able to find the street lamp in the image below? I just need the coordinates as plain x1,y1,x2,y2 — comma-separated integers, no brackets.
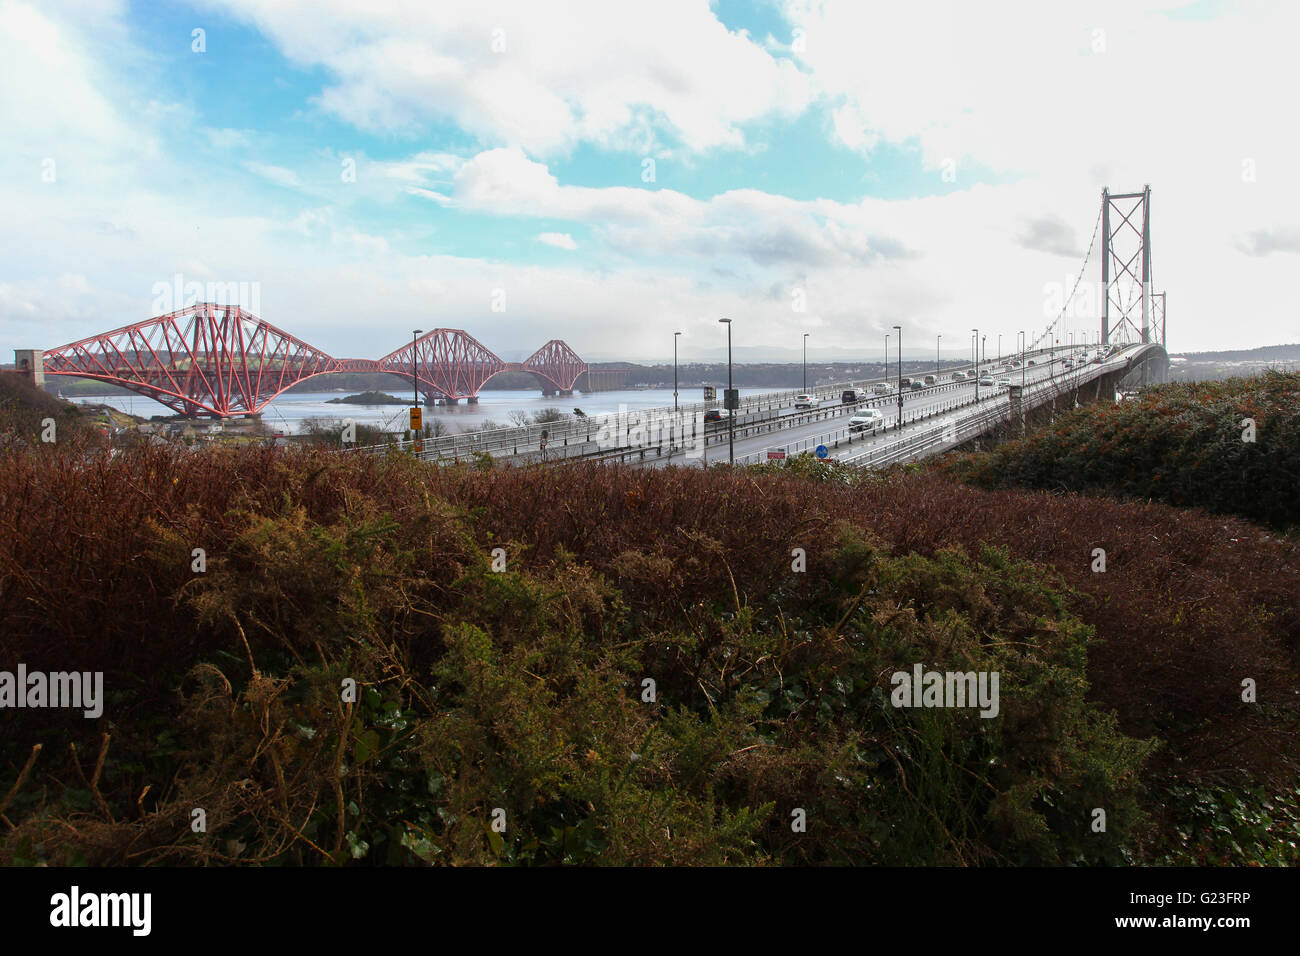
802,332,809,393
673,331,681,412
884,333,890,385
997,333,1002,365
412,329,423,451
971,327,979,401
1019,331,1026,390
412,329,422,407
936,333,941,378
981,335,987,370
719,318,734,465
893,324,902,428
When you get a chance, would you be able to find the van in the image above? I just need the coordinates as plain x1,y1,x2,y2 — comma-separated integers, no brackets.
899,376,912,388
923,374,936,386
872,383,891,396
841,389,860,404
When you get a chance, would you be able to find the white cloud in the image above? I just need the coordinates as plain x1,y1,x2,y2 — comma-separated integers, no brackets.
244,161,303,189
207,0,814,155
537,232,576,250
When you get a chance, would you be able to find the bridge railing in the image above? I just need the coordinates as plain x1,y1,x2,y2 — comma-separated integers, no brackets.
341,345,1077,463
839,352,1130,468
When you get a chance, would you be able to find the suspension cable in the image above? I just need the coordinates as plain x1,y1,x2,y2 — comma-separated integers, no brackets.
1030,202,1103,353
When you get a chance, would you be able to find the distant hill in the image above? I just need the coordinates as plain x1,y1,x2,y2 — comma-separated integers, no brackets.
1171,343,1300,362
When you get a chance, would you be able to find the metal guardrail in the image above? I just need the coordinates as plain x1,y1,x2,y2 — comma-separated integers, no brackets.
340,346,1076,462
840,351,1132,468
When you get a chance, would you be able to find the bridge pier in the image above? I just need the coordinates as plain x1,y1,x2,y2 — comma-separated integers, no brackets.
14,350,44,388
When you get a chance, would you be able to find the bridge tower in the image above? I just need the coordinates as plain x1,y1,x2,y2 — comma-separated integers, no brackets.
1101,186,1154,347
1150,291,1166,349
14,349,44,388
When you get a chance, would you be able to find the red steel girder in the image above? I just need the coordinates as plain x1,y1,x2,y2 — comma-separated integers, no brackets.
42,303,345,416
377,329,505,402
514,339,588,393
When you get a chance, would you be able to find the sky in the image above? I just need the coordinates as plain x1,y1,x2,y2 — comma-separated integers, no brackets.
1,0,1296,363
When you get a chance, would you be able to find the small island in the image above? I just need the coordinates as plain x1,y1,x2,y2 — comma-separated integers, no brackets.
326,391,411,405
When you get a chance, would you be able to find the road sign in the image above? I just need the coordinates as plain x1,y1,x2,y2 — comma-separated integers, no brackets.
703,386,716,400
409,407,422,431
767,447,787,461
815,444,829,459
723,388,740,410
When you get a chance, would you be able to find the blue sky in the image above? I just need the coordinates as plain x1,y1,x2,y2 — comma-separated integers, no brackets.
1,0,1296,362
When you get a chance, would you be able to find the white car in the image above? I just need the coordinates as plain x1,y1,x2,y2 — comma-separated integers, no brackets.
794,393,818,409
997,377,1013,388
849,409,885,433
978,375,995,387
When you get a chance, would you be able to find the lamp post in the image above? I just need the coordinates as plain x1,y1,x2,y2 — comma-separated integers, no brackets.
981,335,987,371
673,331,681,412
411,329,423,451
893,324,902,428
997,333,1002,365
884,333,890,385
936,333,941,378
719,318,733,465
412,329,422,407
802,332,809,393
1019,331,1026,390
971,327,979,402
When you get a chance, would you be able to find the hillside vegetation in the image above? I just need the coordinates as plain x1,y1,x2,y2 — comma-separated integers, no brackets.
1,442,1296,866
941,370,1300,531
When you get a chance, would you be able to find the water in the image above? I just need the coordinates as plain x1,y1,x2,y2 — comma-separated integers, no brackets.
71,386,779,435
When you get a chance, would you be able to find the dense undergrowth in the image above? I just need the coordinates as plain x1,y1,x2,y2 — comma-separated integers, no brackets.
940,370,1300,532
0,440,1296,865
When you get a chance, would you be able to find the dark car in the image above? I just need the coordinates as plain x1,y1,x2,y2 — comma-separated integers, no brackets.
841,389,860,404
910,380,924,391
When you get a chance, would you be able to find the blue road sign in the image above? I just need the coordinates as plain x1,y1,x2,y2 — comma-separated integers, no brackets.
815,444,828,459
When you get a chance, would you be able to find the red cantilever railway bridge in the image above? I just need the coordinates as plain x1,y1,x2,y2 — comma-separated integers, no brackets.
39,303,588,417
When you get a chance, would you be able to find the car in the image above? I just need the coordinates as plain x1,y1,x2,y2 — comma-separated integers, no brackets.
899,377,913,388
872,382,893,396
841,389,860,404
923,374,937,386
794,394,817,409
848,409,884,433
1026,359,1036,366
978,375,995,387
997,377,1013,388
951,371,966,381
703,408,732,424
1062,359,1074,369
910,380,924,391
